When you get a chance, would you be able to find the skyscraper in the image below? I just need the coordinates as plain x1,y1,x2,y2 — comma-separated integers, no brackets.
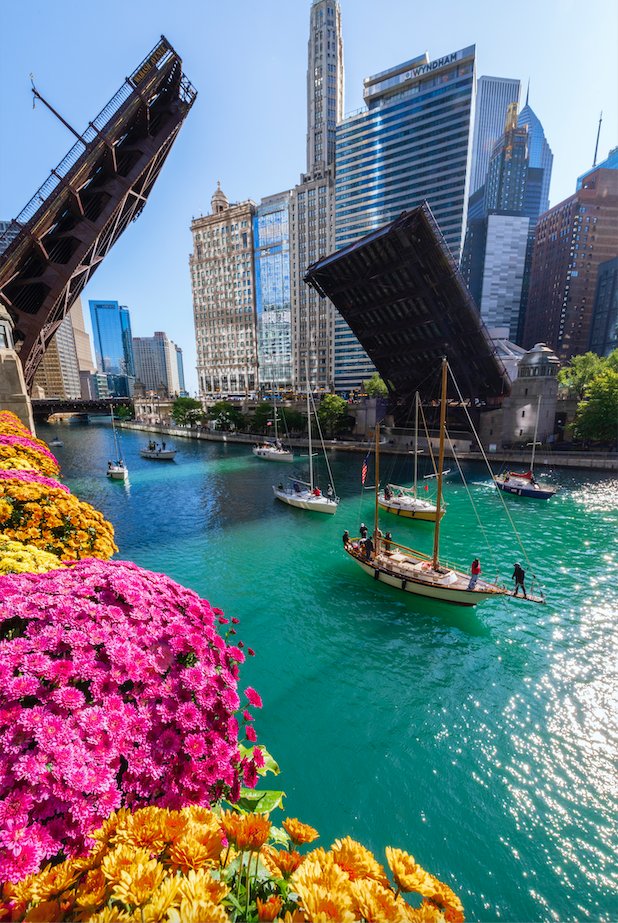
32,314,81,399
333,45,476,392
524,168,618,358
254,192,293,389
290,0,343,391
133,331,184,396
89,300,135,396
469,76,521,196
518,91,553,214
190,185,258,397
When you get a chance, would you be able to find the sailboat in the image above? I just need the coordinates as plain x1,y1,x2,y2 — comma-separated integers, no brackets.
378,392,445,522
272,372,338,514
494,395,558,500
252,403,294,462
343,358,545,607
107,410,128,480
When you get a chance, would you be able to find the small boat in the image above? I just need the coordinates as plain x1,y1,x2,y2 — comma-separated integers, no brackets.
107,410,128,480
49,438,64,447
343,358,546,608
378,393,445,522
140,442,177,460
253,404,294,462
495,395,558,500
273,366,338,514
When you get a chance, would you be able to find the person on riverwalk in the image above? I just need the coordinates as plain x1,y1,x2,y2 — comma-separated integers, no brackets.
512,563,527,597
468,558,481,590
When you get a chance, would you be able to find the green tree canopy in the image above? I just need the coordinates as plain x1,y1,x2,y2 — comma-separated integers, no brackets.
572,369,618,443
171,397,203,427
362,373,388,398
114,405,133,422
317,393,349,436
208,401,245,432
558,352,606,400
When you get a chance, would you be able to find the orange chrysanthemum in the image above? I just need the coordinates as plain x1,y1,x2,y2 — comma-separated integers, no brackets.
221,811,271,852
350,878,410,922
257,894,283,921
282,817,319,845
264,847,304,877
386,848,436,896
111,859,166,907
331,836,390,886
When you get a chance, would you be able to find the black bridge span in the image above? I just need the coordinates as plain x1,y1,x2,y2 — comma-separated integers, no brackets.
31,397,133,421
0,36,196,392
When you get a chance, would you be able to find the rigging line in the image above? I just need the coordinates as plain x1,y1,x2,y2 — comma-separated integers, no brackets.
309,390,337,494
445,427,495,565
447,365,540,582
418,401,440,482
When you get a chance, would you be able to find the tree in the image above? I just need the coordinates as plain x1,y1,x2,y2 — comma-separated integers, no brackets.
317,393,349,436
172,397,203,427
280,407,305,434
557,352,606,400
362,373,388,398
114,404,133,422
572,369,618,444
208,401,245,432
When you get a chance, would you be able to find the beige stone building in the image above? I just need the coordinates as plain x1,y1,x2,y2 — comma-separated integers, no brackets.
31,298,94,399
190,185,258,397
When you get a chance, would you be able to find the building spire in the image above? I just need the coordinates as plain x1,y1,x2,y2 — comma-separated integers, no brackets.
525,78,530,107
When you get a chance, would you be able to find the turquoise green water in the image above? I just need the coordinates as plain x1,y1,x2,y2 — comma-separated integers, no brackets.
43,423,617,921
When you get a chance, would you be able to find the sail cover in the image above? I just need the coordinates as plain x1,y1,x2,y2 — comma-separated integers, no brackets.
304,203,509,404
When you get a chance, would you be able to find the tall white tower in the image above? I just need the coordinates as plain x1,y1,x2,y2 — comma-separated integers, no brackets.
306,0,344,172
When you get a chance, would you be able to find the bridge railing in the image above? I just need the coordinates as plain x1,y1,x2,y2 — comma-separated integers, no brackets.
0,37,180,252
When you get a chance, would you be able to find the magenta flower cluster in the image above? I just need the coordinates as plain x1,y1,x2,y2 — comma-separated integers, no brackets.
0,469,69,493
0,558,261,882
0,434,58,466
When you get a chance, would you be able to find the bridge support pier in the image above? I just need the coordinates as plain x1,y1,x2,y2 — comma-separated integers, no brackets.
0,305,34,433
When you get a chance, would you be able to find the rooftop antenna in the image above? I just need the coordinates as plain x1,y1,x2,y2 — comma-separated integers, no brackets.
593,111,603,167
30,74,84,143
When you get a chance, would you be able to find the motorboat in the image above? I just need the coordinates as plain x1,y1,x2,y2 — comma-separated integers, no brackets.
140,443,177,460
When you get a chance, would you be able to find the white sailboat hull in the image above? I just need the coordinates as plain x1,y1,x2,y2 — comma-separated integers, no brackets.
348,548,506,606
107,465,127,480
273,485,338,514
253,446,294,462
140,449,177,460
378,492,443,521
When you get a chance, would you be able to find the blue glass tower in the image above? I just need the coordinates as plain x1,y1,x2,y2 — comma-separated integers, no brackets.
334,46,476,393
254,193,292,389
89,300,135,396
517,92,553,214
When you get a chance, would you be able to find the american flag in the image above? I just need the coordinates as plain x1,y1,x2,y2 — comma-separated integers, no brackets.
361,452,370,485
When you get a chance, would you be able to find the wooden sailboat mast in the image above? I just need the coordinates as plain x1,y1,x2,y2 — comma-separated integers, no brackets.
432,358,448,568
374,422,380,548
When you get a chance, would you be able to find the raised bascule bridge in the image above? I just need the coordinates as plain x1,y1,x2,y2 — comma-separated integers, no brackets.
304,203,510,433
0,36,196,393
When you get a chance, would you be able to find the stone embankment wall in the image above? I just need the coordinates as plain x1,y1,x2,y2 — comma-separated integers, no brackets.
121,422,618,472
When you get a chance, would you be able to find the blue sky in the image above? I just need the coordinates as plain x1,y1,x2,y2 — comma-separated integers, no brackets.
1,0,617,394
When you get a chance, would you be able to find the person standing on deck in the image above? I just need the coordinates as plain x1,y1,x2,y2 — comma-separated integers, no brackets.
468,558,481,590
512,563,527,597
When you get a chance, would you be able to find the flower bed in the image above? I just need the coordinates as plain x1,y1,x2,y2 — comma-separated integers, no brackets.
0,559,262,882
0,442,59,477
0,479,116,560
1,806,464,922
0,537,65,575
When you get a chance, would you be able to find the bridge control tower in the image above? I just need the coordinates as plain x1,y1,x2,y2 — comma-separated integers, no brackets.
0,36,197,422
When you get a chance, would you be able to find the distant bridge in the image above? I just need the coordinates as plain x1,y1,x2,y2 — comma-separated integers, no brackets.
0,36,196,392
31,397,133,420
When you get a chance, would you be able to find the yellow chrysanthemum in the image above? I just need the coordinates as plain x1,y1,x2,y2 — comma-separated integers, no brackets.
410,902,448,923
282,817,319,845
26,860,78,902
350,877,413,922
220,810,271,852
87,907,135,923
292,850,355,919
426,882,465,923
169,834,219,873
331,836,390,886
177,867,228,905
0,537,65,574
111,859,166,907
23,899,63,922
114,806,169,854
73,868,108,910
182,804,217,826
386,848,437,896
140,876,182,923
167,898,229,923
101,846,153,884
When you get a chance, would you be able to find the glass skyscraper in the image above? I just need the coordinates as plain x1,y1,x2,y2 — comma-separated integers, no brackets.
89,300,135,396
518,93,553,214
334,45,476,393
254,192,292,389
469,76,521,196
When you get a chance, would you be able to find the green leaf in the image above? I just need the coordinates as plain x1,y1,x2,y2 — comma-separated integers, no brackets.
268,825,290,847
234,788,286,814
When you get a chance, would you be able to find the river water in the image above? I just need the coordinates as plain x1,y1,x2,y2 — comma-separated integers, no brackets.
41,422,617,921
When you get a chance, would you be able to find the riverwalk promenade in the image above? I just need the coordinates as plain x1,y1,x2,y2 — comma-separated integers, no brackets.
120,421,618,472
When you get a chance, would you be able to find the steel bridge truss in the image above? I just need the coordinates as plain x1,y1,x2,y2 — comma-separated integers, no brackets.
0,36,197,391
